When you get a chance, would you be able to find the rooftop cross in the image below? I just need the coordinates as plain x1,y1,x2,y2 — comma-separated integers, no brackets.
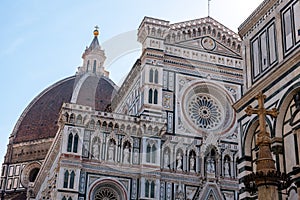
245,92,278,135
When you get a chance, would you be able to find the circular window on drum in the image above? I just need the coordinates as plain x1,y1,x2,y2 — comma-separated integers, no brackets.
188,94,224,130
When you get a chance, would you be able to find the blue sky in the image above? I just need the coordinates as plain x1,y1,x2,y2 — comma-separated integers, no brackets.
0,0,263,163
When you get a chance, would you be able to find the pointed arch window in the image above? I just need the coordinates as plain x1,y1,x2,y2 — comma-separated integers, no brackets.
146,142,157,164
69,171,75,189
146,144,151,162
63,170,69,188
149,69,154,83
93,60,97,73
150,181,155,198
148,89,153,104
62,197,67,200
73,134,79,153
153,89,158,104
151,145,157,163
67,133,73,152
68,197,72,200
67,132,79,153
145,180,149,197
154,69,158,84
63,170,75,189
145,180,155,198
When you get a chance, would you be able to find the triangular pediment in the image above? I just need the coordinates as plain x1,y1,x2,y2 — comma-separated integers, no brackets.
176,36,240,57
166,16,242,57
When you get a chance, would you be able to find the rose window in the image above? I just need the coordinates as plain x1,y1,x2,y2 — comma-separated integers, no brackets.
95,187,120,200
187,94,224,130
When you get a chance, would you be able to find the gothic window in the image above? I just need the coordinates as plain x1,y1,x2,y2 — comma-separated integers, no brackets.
93,60,97,73
62,197,67,200
152,145,157,163
69,113,75,123
63,170,75,189
63,170,69,188
67,133,73,152
149,69,154,83
69,171,75,189
73,134,79,153
146,144,151,162
68,197,72,200
250,22,277,81
153,89,158,104
150,181,155,198
145,180,155,198
67,131,79,153
148,89,153,104
145,180,149,197
154,70,158,84
87,60,90,72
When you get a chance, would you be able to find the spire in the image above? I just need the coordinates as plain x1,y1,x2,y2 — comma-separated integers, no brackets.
77,26,109,77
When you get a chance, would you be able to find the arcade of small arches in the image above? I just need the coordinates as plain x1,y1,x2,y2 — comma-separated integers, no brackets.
142,19,241,52
62,111,164,136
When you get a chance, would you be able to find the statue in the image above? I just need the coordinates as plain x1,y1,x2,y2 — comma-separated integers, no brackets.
176,152,182,171
224,159,230,177
133,150,139,164
108,142,114,161
207,158,215,173
123,145,130,164
190,155,195,172
92,142,100,160
164,151,169,168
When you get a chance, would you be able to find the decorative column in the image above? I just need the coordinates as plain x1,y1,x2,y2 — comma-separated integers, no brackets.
244,92,290,200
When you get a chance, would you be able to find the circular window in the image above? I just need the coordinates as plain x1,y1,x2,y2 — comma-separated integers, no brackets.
95,187,119,200
90,180,127,200
188,94,223,129
182,83,235,134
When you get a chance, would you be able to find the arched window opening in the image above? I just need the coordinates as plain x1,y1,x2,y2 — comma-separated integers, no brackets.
69,114,75,123
148,89,153,104
149,69,154,83
69,171,75,189
146,144,151,162
154,89,158,104
67,133,73,152
151,145,157,163
63,170,69,188
145,180,150,197
87,60,90,72
29,168,40,182
73,134,79,153
93,60,97,73
154,69,158,84
67,197,72,200
150,181,155,198
62,196,67,200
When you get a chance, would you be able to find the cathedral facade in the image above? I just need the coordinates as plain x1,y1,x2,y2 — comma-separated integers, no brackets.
0,16,243,200
234,0,300,199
